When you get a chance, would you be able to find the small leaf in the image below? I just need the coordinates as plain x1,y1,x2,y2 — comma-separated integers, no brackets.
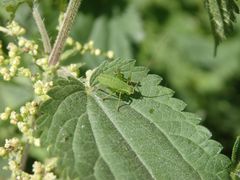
204,0,239,54
230,136,240,179
2,0,33,18
37,59,231,179
0,78,33,111
232,136,240,166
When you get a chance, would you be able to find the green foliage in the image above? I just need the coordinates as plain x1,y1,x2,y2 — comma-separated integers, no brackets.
0,0,240,178
136,1,240,155
2,0,33,18
0,159,10,179
204,0,239,52
232,136,240,166
231,137,240,179
37,59,231,179
0,78,33,112
70,5,144,67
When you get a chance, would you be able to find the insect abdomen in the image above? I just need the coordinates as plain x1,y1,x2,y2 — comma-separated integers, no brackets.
98,74,134,94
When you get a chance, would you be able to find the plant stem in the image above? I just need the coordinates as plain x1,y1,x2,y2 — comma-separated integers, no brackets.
48,0,82,65
20,144,30,171
0,26,11,35
32,4,52,54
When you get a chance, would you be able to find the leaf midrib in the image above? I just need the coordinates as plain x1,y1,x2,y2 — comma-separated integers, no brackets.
91,95,159,179
92,94,203,179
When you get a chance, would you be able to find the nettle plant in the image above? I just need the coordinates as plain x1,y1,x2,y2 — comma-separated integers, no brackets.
0,0,240,179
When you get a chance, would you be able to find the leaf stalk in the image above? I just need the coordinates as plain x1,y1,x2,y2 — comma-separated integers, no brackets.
32,4,52,54
48,0,82,65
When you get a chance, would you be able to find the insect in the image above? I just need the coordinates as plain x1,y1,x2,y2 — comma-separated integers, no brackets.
98,74,134,95
97,72,137,110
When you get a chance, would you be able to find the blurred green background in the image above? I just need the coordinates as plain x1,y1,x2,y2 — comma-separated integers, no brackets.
1,0,240,177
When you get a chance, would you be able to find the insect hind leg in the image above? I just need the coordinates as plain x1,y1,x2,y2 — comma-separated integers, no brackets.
116,93,133,111
97,89,118,101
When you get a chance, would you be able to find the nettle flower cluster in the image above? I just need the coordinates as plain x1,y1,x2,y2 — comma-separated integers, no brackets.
0,20,114,179
0,138,57,180
65,37,114,59
0,21,57,180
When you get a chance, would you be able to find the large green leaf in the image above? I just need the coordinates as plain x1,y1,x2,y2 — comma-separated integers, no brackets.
37,59,231,179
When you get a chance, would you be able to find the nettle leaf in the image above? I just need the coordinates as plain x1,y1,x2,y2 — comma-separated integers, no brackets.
2,0,33,18
230,136,240,179
204,0,239,53
37,59,231,179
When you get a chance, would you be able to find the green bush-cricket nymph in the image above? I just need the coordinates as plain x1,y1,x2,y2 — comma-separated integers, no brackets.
97,73,137,110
